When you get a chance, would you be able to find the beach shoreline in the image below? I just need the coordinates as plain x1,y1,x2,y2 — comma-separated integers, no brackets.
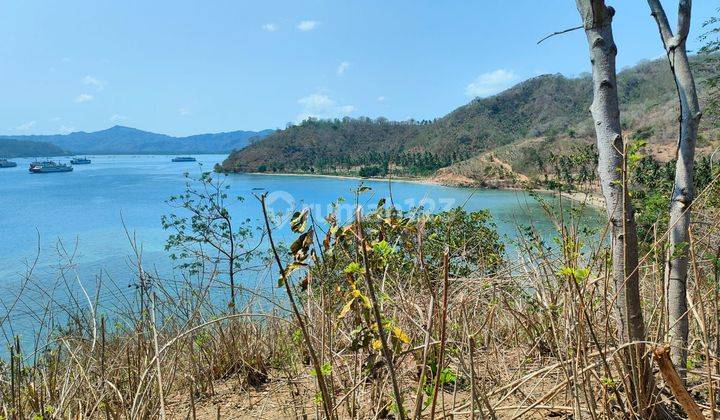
238,171,606,209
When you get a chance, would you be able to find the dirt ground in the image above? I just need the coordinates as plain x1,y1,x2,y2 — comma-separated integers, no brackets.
166,376,476,419
166,377,319,419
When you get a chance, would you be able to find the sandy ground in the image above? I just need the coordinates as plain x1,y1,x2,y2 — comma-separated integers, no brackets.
560,190,605,209
246,171,606,210
246,171,441,186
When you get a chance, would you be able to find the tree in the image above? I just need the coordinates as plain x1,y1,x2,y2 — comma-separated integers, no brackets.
699,8,720,124
162,172,259,310
575,0,654,413
646,0,702,378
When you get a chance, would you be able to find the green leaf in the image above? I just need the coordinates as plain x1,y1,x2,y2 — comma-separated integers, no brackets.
439,367,457,385
343,262,365,275
558,266,590,283
372,240,394,259
321,362,332,376
310,362,332,377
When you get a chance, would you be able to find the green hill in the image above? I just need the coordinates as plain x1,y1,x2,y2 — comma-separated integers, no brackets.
220,57,718,187
0,139,67,158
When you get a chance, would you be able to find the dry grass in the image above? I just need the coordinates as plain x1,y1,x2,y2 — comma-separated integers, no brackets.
1,181,720,419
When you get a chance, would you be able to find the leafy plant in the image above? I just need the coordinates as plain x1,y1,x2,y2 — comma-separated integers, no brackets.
162,171,260,309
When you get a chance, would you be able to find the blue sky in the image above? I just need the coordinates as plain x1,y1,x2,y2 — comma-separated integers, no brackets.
0,0,715,136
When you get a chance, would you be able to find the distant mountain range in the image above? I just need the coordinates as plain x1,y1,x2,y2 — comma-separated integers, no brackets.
0,139,67,158
220,56,719,188
0,126,273,156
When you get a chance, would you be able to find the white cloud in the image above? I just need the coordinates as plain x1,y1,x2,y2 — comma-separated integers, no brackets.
83,75,106,91
16,121,36,130
75,93,94,103
50,116,62,122
58,125,75,134
110,114,128,122
298,93,334,109
296,92,354,122
262,23,278,32
297,20,319,31
377,96,386,102
179,107,190,116
337,61,350,75
465,69,519,97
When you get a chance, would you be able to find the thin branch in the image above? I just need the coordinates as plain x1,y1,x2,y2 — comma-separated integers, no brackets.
356,207,406,420
258,193,337,420
537,25,583,44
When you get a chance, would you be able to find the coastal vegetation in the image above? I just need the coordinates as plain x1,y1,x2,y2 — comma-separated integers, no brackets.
220,55,720,192
0,138,67,158
1,1,720,420
2,157,720,418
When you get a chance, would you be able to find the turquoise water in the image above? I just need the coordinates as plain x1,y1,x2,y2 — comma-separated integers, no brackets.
0,155,558,281
0,154,562,342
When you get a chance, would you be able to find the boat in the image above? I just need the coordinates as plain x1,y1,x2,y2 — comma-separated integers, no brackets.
172,156,197,162
29,160,73,173
0,158,17,168
71,157,91,165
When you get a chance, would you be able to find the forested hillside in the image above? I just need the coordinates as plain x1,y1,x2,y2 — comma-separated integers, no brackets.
221,57,719,186
0,139,67,158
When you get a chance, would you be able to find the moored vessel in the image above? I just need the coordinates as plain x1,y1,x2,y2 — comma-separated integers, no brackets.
0,158,17,168
71,157,91,164
172,156,197,162
29,160,73,173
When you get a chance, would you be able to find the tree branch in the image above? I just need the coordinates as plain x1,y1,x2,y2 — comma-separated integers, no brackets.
677,0,692,43
653,346,704,420
647,0,676,47
537,25,583,44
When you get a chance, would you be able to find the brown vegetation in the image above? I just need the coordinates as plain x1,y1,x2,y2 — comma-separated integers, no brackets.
1,175,720,418
220,56,720,190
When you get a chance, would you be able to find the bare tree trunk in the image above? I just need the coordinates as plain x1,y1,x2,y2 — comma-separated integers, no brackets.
575,1,654,414
576,0,645,347
646,0,702,379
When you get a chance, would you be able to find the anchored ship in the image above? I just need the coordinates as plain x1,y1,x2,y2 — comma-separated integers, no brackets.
0,158,17,168
171,156,196,162
29,160,73,173
71,157,91,164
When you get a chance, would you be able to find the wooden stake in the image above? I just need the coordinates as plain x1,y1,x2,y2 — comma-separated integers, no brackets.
653,346,704,420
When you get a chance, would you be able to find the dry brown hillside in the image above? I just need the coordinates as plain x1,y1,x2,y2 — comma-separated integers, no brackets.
221,56,719,187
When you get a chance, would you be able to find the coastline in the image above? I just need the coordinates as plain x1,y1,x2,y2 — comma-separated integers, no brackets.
241,171,606,209
242,171,442,186
554,190,605,209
